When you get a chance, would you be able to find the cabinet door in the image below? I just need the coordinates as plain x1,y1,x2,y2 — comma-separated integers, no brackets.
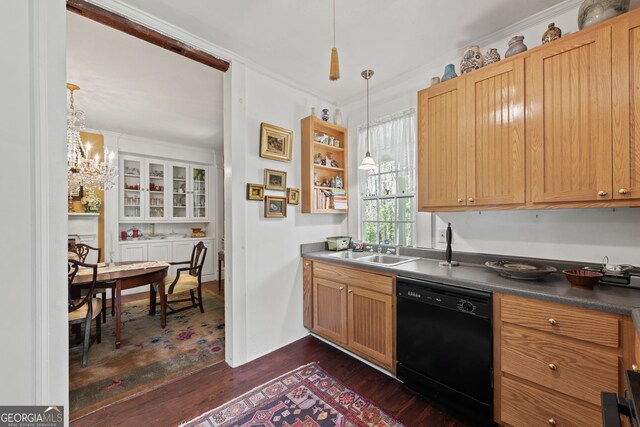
170,163,189,220
147,242,171,263
417,79,466,210
120,156,144,221
119,244,147,262
145,160,167,220
200,239,215,277
312,278,347,345
613,13,640,200
466,59,525,206
171,241,194,276
191,166,209,220
347,285,393,369
528,27,613,203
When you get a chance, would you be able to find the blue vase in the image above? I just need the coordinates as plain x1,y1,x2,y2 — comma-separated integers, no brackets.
442,64,457,81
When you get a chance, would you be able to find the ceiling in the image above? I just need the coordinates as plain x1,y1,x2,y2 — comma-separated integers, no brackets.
114,0,562,102
67,12,224,150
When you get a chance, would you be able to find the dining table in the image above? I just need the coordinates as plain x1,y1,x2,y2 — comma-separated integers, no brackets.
72,261,169,349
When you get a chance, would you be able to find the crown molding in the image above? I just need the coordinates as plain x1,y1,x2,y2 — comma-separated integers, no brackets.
85,0,337,103
338,0,583,106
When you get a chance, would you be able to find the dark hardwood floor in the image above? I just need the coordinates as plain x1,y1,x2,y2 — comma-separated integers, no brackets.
73,281,469,427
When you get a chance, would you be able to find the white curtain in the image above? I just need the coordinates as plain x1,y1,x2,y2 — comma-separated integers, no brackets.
357,108,416,196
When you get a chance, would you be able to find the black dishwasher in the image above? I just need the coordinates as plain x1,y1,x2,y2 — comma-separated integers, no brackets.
396,276,493,424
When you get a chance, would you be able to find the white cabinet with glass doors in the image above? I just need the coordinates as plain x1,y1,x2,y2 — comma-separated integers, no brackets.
119,155,168,221
169,163,210,221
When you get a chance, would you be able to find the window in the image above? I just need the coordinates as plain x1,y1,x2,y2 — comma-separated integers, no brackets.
359,109,416,246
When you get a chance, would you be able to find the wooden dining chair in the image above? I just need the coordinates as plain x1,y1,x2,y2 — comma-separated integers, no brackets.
150,241,207,318
68,243,111,323
68,259,102,368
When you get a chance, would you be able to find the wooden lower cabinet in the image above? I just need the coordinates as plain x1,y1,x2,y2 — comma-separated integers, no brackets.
304,260,395,372
494,293,635,426
347,286,394,369
312,277,348,346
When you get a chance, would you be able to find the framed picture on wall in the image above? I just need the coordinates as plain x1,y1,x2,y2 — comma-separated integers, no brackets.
264,195,287,218
264,169,287,191
286,188,300,205
247,183,265,201
69,185,84,201
260,123,293,162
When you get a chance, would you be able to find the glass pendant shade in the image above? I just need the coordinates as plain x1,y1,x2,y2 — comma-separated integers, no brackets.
359,152,376,170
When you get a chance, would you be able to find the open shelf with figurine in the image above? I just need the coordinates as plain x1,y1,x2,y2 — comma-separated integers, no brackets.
301,115,349,214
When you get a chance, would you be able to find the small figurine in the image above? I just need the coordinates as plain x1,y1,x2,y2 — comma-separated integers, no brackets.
314,153,324,165
322,178,332,188
326,152,339,168
314,172,320,186
335,175,343,189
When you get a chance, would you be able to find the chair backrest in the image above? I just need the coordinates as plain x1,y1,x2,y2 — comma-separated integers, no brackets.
68,259,98,314
189,242,207,276
68,243,102,263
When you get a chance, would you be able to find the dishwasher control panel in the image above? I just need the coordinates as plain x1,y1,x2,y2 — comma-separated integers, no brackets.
397,279,491,318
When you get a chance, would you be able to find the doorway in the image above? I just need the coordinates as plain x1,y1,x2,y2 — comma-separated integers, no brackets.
66,9,227,420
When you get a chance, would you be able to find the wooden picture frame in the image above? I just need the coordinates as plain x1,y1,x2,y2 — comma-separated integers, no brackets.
246,183,265,201
260,123,293,162
264,195,287,218
287,188,300,205
264,169,287,191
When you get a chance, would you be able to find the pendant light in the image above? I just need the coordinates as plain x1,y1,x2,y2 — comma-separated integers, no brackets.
329,0,340,81
359,70,377,170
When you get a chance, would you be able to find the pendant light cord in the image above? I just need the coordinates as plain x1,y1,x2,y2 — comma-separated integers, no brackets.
333,0,336,48
366,77,370,154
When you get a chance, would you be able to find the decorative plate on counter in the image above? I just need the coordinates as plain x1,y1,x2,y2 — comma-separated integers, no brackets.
485,260,557,280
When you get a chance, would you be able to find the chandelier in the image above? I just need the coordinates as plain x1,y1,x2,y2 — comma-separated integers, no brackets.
67,83,117,194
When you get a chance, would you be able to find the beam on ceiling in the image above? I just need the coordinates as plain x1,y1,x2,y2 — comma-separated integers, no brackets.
66,0,230,72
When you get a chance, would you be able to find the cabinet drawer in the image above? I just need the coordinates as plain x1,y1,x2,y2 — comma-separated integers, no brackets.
501,324,618,405
313,261,393,295
500,294,619,348
501,376,601,427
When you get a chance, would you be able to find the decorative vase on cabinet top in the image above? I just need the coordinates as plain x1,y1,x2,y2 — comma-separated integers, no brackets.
441,64,457,81
578,0,630,29
333,109,343,126
321,109,330,122
430,77,441,86
542,22,562,44
460,45,484,74
504,36,527,58
484,48,501,65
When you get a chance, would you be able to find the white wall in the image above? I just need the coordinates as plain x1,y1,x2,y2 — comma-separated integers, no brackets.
343,1,640,263
0,0,68,419
241,68,345,361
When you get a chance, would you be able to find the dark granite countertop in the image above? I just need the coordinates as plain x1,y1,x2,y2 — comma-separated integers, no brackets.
302,249,640,316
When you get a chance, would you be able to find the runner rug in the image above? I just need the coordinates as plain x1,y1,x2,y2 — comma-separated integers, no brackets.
70,289,225,420
180,363,405,427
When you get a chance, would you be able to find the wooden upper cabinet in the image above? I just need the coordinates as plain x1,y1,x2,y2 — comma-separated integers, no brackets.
528,27,613,203
612,13,640,200
312,278,347,345
418,79,466,210
465,59,525,206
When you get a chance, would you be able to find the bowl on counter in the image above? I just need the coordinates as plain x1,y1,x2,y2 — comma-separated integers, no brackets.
562,269,603,289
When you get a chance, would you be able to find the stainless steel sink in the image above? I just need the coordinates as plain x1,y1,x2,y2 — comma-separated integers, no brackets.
326,251,374,260
325,251,418,266
359,254,418,266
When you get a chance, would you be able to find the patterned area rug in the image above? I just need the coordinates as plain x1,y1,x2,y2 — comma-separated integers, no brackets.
181,363,405,427
70,289,225,421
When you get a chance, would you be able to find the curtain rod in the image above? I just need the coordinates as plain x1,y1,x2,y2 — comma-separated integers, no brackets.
356,108,416,132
